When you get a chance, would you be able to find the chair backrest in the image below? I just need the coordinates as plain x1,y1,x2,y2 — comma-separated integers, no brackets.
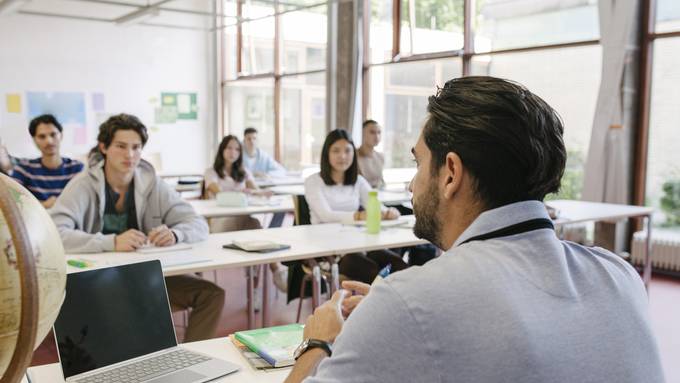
293,194,311,225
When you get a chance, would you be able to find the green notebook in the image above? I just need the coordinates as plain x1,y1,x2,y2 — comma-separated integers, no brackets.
234,324,304,368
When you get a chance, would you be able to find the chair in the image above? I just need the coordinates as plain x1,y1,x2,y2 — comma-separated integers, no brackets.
285,194,339,321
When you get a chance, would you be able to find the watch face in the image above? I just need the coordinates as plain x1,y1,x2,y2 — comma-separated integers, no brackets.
294,339,309,360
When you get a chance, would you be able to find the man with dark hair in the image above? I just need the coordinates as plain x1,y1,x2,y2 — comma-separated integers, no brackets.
51,113,225,342
357,119,385,189
284,77,664,383
11,114,84,208
242,127,286,178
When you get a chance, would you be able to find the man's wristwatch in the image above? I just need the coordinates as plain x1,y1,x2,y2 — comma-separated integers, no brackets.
293,338,332,360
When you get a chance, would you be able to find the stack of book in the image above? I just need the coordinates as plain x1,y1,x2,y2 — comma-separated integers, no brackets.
231,324,304,371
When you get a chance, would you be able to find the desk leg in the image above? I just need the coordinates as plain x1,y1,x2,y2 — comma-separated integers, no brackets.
312,265,321,309
247,266,255,329
643,214,653,291
330,263,339,295
262,266,270,328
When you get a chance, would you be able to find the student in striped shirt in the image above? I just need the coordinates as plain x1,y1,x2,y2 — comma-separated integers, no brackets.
11,114,84,208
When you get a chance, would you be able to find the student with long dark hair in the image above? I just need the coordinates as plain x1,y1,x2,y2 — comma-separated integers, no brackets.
205,135,269,199
304,129,407,284
204,135,286,299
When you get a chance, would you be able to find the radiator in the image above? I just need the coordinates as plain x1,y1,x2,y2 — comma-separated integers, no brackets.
631,231,680,272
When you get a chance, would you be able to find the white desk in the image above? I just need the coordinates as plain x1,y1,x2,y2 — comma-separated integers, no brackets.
67,217,425,328
268,185,412,205
23,337,289,383
188,196,294,219
256,176,305,188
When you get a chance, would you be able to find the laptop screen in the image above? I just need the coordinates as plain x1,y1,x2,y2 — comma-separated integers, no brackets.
53,260,177,378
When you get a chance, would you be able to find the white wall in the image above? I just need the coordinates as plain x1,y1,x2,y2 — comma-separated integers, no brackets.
0,14,213,174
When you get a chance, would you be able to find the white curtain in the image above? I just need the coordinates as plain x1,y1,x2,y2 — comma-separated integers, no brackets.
581,0,638,204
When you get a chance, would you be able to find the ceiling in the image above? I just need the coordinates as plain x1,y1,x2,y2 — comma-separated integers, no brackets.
4,0,227,31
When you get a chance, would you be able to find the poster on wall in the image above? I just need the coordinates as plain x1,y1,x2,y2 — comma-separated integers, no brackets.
5,94,21,113
26,92,87,145
161,92,197,120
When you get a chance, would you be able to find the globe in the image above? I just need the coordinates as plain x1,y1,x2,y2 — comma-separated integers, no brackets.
0,173,66,382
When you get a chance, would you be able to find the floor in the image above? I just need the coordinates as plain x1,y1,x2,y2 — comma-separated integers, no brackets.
31,270,680,382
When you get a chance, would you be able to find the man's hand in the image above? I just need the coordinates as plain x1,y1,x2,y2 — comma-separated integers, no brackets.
41,196,57,209
303,290,347,343
148,225,176,247
340,280,371,318
382,207,401,220
114,229,147,251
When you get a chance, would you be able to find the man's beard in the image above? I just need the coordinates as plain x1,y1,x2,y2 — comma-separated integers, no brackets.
412,180,442,249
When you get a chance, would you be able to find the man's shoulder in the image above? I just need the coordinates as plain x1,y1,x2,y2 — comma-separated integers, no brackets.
62,157,84,170
14,157,41,170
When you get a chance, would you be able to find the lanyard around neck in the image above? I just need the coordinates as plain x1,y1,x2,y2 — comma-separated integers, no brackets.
459,218,554,246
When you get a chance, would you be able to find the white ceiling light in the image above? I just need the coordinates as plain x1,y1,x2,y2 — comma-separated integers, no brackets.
0,0,30,16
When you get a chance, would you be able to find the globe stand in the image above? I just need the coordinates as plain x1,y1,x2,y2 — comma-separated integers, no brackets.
0,178,39,383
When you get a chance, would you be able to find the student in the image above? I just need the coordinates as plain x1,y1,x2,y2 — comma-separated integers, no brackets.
204,135,270,233
303,129,407,284
11,114,84,208
50,114,224,342
357,119,385,189
284,77,664,383
242,127,286,178
204,135,286,295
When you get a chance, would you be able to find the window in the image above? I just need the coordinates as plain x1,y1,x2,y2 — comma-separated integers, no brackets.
224,79,275,156
281,72,327,169
220,0,328,168
282,6,327,73
475,0,599,52
646,37,680,230
471,45,602,199
370,0,393,63
368,58,462,167
656,0,680,33
400,0,464,55
240,2,276,76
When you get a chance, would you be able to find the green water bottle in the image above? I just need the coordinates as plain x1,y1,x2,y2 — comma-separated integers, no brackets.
366,190,381,234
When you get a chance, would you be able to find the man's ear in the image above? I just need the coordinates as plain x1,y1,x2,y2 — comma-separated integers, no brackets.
98,142,107,156
442,152,463,200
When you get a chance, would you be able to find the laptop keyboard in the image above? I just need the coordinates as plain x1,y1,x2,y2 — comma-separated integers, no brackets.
73,349,211,383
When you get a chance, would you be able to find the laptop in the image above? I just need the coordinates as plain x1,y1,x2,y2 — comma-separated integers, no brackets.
53,260,239,383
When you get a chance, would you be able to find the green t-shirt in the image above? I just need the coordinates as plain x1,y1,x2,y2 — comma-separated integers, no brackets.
102,181,139,235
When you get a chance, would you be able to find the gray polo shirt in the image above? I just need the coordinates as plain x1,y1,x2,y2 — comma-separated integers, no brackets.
304,201,664,383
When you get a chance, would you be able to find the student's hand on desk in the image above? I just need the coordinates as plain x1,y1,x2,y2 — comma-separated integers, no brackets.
340,280,371,318
115,229,147,251
149,225,176,247
303,290,347,343
382,207,400,220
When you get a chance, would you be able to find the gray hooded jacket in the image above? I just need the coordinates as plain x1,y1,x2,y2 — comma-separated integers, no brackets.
50,160,208,253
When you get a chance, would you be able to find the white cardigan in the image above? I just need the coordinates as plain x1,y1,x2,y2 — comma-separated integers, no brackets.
304,173,385,224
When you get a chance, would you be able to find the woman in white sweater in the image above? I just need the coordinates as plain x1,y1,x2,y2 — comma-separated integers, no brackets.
304,129,407,283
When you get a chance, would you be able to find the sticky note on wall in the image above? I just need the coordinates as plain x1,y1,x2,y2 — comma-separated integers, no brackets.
6,94,21,113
